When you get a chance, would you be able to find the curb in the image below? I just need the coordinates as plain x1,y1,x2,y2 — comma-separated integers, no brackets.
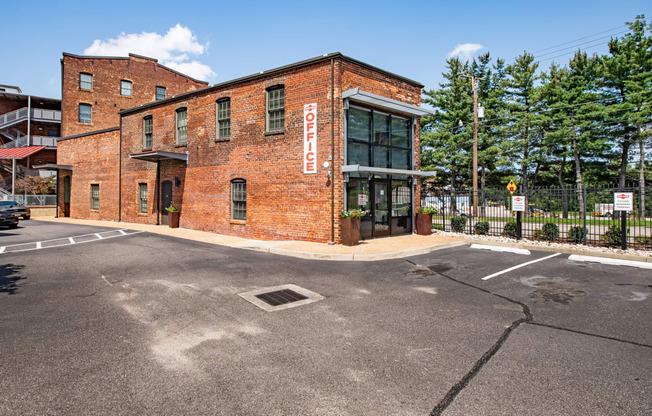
462,237,651,263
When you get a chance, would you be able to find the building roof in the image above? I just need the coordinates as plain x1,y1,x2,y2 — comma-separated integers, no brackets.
0,146,46,159
120,52,425,116
0,85,22,93
61,52,209,85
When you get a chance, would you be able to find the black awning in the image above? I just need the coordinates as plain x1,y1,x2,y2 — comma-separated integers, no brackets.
33,163,73,170
129,150,188,163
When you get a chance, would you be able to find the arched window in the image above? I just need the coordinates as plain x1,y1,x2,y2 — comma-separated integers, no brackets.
231,179,246,220
266,85,284,131
217,98,231,140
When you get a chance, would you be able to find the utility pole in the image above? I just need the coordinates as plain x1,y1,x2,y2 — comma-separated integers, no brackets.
464,75,484,217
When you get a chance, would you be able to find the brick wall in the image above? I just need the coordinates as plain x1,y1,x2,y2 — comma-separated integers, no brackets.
57,129,120,220
59,55,424,243
61,53,208,137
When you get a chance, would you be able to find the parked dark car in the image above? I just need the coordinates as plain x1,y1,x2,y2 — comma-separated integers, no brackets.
0,209,19,228
0,200,30,219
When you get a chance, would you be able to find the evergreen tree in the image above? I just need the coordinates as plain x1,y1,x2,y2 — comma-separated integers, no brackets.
421,58,473,213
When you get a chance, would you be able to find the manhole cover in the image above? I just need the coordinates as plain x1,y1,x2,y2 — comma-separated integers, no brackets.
239,284,324,312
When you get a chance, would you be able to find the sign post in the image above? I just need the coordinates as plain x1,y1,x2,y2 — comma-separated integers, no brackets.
512,195,525,239
614,192,633,250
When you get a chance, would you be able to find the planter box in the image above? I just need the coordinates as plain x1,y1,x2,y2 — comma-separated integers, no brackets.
168,211,180,228
415,213,433,235
341,217,361,246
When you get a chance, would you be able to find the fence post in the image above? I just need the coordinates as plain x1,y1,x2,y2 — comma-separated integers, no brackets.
621,211,627,250
583,184,587,245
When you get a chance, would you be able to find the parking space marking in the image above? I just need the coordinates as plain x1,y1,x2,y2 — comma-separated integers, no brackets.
0,229,144,254
568,254,652,270
471,244,531,255
481,252,562,280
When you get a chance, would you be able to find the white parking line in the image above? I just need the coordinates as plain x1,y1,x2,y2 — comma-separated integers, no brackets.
481,253,562,281
568,254,652,270
0,230,144,254
471,244,531,255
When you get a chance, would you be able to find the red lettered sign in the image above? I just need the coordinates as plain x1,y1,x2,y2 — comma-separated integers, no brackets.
304,103,317,174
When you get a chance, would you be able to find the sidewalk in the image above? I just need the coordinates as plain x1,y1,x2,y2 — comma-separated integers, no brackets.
32,217,651,262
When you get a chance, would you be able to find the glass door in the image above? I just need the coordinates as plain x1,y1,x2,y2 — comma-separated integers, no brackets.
373,179,390,237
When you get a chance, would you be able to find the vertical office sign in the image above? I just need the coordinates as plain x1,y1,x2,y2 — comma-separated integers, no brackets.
304,103,317,174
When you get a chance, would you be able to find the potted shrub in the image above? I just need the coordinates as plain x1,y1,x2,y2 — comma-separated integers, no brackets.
340,209,366,246
166,206,180,228
416,206,437,235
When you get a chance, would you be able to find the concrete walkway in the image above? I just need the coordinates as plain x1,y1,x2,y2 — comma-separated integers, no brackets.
31,216,651,262
32,217,466,260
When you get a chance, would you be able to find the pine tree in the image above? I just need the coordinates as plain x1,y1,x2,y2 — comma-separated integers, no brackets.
421,58,473,213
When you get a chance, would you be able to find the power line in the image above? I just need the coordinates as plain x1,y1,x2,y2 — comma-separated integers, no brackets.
531,25,627,54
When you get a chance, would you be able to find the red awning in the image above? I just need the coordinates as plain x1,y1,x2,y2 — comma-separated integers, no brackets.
0,145,46,159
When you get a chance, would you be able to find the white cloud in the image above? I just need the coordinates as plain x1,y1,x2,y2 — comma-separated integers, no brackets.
448,43,484,62
83,24,216,81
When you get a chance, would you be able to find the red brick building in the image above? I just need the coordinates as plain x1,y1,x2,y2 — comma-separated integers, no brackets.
61,53,208,137
56,53,435,243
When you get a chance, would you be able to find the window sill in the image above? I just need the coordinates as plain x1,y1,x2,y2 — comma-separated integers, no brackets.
142,148,152,152
90,209,99,213
229,220,246,225
215,137,231,142
264,130,285,137
174,144,187,148
137,213,147,217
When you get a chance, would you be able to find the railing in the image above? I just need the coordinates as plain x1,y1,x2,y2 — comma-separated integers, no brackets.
0,107,61,130
422,184,652,251
0,135,58,148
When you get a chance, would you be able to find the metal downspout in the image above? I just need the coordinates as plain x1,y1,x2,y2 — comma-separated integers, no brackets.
156,160,161,225
27,96,31,146
118,117,122,222
330,58,335,244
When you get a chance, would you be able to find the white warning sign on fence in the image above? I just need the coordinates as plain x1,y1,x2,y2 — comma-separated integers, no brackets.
512,196,526,212
613,192,633,211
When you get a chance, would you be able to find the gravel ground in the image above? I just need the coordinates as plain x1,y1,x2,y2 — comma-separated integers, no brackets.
436,230,652,259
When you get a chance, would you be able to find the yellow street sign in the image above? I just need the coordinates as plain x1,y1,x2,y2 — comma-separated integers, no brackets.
507,180,517,195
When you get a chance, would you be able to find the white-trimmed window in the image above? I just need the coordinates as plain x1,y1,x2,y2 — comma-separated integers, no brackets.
266,85,284,131
79,103,92,123
90,184,99,210
121,80,132,96
143,116,153,149
217,98,231,139
80,73,92,90
231,179,246,220
176,108,187,144
138,184,148,214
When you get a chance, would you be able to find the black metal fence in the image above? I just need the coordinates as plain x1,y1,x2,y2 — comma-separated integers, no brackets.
422,184,652,250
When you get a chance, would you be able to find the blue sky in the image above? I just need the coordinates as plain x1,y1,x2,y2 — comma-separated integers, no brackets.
2,1,650,99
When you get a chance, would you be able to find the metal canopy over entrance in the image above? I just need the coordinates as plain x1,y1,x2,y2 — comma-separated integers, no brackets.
128,150,188,163
342,88,436,117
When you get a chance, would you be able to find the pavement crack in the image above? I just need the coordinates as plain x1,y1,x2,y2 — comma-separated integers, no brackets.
528,322,652,349
404,259,532,416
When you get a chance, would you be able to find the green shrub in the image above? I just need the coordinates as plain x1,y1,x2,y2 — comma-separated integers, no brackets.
535,223,559,241
503,220,518,238
432,223,444,231
568,226,587,243
634,236,652,246
603,224,627,246
450,216,468,233
474,221,490,235
417,206,438,215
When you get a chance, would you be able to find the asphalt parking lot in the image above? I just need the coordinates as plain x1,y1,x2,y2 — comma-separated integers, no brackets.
1,221,650,415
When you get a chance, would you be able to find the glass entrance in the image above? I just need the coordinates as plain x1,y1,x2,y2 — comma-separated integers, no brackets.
373,179,390,237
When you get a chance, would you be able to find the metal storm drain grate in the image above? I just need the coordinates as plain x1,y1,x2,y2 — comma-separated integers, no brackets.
255,289,308,306
239,284,324,312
